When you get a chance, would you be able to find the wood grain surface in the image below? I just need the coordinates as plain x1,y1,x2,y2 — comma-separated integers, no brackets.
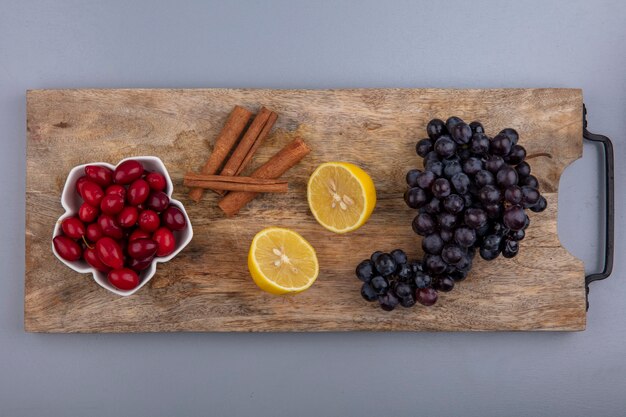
25,88,585,332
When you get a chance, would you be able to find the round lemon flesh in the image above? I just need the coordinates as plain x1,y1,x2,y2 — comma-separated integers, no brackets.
248,227,319,295
307,162,376,233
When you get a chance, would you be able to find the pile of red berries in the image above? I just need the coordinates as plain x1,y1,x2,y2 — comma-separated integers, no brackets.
53,159,187,291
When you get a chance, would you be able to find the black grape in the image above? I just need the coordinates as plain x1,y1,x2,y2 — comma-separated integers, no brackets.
434,136,457,158
426,118,447,140
499,128,519,145
404,187,428,209
451,122,472,145
443,194,465,214
406,169,421,187
469,121,484,134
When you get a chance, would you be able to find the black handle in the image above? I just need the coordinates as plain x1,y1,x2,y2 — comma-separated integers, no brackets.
582,104,615,310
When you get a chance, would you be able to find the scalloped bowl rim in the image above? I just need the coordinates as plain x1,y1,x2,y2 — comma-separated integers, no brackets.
51,156,193,296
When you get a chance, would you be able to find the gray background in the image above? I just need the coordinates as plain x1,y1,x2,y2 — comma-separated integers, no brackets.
1,0,624,416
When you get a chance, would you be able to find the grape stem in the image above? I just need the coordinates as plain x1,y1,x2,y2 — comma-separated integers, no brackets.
525,152,552,160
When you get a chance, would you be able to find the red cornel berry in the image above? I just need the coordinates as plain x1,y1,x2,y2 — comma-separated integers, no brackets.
85,165,113,187
108,268,139,290
53,236,82,262
113,160,143,184
95,237,124,269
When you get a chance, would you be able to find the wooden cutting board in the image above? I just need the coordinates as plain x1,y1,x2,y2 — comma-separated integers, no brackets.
25,88,585,332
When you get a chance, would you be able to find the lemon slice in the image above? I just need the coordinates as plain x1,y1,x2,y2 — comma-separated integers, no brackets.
248,227,319,295
307,162,376,233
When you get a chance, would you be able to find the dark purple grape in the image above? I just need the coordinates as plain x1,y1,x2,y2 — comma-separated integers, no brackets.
370,251,383,263
469,121,484,134
406,169,421,187
503,205,526,231
448,172,469,195
427,119,447,140
508,229,525,241
521,186,540,208
423,197,441,214
463,193,473,208
399,293,417,308
441,244,464,264
370,275,389,295
374,253,396,277
425,160,443,177
502,239,519,258
499,128,519,145
523,175,539,188
443,159,462,178
485,155,505,173
443,194,464,214
451,122,472,145
455,253,473,271
482,234,502,251
434,276,455,292
413,213,436,235
464,208,488,229
404,187,428,209
425,254,447,274
361,283,378,301
416,170,436,189
432,178,451,199
416,287,438,306
356,260,375,282
504,185,523,204
462,157,483,175
454,226,476,247
470,133,490,154
516,161,531,178
396,263,414,281
416,138,434,157
449,268,468,282
505,145,526,165
479,246,500,260
445,116,463,133
491,134,513,156
390,249,408,266
414,271,432,289
530,196,547,212
394,282,413,299
438,212,457,230
440,228,454,242
379,292,399,311
422,233,444,255
484,203,502,219
434,136,456,158
425,151,440,163
478,185,501,205
475,170,495,187
496,166,519,187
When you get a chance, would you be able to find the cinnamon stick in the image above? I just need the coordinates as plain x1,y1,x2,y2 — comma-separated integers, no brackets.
220,107,275,177
235,111,278,176
218,138,311,216
188,105,252,202
183,174,288,193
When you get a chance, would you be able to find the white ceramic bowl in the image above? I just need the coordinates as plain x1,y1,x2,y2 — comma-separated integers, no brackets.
52,156,193,296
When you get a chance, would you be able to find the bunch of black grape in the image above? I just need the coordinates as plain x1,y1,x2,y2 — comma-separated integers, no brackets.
355,116,547,311
409,115,546,262
356,249,438,311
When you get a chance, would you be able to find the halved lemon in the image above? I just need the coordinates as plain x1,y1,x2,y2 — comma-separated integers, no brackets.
248,227,319,295
307,162,376,233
